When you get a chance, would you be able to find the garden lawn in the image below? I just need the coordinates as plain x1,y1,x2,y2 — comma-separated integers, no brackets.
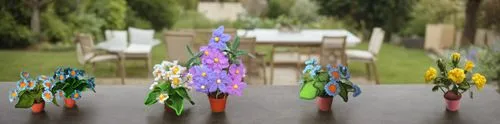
0,42,432,84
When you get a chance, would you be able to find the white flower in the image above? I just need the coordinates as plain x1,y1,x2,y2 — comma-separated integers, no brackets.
157,93,169,104
162,71,172,80
184,73,193,84
169,75,183,88
169,65,186,75
161,60,178,68
149,82,158,90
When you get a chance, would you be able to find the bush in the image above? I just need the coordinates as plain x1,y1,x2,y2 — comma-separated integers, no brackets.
67,13,106,41
87,0,127,30
127,0,181,31
0,10,33,49
172,11,213,29
289,0,319,24
126,8,152,29
41,11,73,44
266,0,295,19
177,0,199,10
403,0,463,36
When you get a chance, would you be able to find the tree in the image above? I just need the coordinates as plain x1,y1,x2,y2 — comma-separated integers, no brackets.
127,0,181,31
461,0,482,46
25,0,52,41
314,0,415,37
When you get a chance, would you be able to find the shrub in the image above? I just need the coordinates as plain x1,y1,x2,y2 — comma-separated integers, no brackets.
178,0,199,10
41,11,73,44
67,13,106,41
265,0,295,19
126,8,152,29
0,10,33,49
87,0,127,30
127,0,181,30
289,0,319,24
402,0,463,37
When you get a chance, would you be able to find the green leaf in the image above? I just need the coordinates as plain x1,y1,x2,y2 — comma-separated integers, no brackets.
432,85,440,92
166,94,184,116
232,36,240,50
158,82,170,91
186,45,194,56
144,89,160,106
299,81,318,100
175,88,195,105
458,82,470,90
338,83,349,102
15,93,35,108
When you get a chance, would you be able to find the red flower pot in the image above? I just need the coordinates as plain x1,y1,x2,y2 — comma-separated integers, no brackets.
64,98,76,108
31,101,45,113
208,95,228,113
316,96,333,111
444,91,462,112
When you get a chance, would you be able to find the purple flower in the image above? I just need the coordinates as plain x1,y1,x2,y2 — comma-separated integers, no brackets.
189,65,215,94
229,63,246,81
226,79,247,96
208,26,231,50
201,48,229,71
208,71,231,93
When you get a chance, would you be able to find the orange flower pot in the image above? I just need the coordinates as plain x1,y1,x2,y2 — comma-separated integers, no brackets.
208,95,228,113
64,98,76,108
31,101,45,113
316,96,333,111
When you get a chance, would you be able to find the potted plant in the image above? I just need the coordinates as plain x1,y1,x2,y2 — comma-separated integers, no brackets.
8,72,59,113
424,52,487,111
185,26,249,113
144,60,195,116
51,67,96,108
299,59,361,111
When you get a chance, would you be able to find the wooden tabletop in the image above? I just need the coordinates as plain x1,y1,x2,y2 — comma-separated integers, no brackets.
1,83,499,124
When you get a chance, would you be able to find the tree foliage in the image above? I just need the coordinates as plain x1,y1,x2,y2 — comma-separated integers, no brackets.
314,0,415,35
87,0,127,30
403,0,463,36
265,0,295,19
127,0,181,31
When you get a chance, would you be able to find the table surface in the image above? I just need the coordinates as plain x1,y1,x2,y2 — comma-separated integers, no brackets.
237,29,361,46
1,83,499,124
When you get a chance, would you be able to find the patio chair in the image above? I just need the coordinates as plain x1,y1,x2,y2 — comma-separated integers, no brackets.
75,33,126,84
125,27,160,78
320,36,347,66
164,31,195,64
239,37,268,85
346,28,385,85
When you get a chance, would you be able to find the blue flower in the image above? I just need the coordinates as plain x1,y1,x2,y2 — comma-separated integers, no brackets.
87,77,96,90
42,79,54,90
305,58,318,65
338,64,351,79
208,26,231,50
16,79,28,91
71,90,82,100
309,65,321,77
20,72,30,80
352,85,361,97
8,89,18,103
324,81,339,96
327,64,340,81
302,65,314,74
42,90,54,102
26,79,37,90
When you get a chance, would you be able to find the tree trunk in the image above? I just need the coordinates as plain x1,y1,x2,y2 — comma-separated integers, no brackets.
30,0,41,41
461,0,482,46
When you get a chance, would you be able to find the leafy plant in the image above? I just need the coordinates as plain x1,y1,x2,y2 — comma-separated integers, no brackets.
51,67,96,100
424,52,487,100
144,60,194,116
8,72,59,108
299,59,361,102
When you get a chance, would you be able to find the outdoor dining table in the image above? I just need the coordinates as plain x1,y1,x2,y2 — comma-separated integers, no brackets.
237,29,362,85
1,83,499,124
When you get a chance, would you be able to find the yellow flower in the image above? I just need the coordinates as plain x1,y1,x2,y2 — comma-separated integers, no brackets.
448,68,465,84
472,73,487,90
424,67,437,83
451,52,461,62
464,60,474,72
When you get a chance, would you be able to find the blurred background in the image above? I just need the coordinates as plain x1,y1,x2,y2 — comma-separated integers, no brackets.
0,0,498,88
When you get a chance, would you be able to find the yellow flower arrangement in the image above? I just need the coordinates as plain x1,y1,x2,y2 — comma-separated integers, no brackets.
472,73,486,90
447,68,465,84
424,67,437,82
424,52,488,100
464,60,474,72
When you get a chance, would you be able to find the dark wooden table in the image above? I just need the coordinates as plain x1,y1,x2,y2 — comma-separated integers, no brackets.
1,83,499,124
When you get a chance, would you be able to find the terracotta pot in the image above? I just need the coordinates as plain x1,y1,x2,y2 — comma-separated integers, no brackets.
444,91,462,112
445,97,461,112
208,95,228,113
316,96,333,111
31,101,45,113
64,98,76,108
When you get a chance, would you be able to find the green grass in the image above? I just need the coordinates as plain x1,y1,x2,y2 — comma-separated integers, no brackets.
0,42,433,84
348,43,433,84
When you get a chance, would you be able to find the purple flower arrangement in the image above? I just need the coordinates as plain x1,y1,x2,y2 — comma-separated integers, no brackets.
186,26,250,99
